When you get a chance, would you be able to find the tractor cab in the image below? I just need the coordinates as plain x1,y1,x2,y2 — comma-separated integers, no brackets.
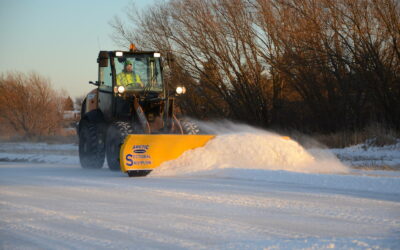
95,50,164,93
111,51,163,94
93,49,166,121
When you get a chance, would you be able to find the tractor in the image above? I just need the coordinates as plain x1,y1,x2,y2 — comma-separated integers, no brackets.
78,46,213,177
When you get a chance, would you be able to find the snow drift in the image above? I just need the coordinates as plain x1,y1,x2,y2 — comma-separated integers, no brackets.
151,122,349,177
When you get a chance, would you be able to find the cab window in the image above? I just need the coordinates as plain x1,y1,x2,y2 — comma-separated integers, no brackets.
99,59,112,89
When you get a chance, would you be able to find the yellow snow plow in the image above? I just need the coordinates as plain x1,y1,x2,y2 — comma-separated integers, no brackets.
120,134,215,176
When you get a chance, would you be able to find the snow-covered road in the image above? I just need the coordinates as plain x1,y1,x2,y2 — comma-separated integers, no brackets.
1,162,399,249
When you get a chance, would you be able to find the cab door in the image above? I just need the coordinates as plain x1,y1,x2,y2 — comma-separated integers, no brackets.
98,58,113,121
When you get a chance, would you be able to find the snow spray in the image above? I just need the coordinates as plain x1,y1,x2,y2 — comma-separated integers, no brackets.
151,120,349,177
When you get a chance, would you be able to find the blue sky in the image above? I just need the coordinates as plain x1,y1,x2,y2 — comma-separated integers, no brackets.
0,0,157,98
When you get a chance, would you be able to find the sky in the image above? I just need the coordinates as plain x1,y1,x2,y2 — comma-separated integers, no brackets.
0,0,157,98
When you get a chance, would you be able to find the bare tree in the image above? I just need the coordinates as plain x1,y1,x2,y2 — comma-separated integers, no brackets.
0,72,65,139
63,96,74,111
111,0,400,132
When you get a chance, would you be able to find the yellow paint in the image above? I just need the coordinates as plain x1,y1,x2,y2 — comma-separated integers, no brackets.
120,134,215,172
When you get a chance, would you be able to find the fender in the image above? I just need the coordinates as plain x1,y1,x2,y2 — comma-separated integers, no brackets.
78,109,105,134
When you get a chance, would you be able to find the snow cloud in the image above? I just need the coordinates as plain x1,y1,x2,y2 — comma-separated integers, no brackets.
151,121,349,177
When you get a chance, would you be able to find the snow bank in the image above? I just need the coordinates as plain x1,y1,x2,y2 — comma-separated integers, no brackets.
331,142,400,168
151,123,349,177
0,142,77,151
0,142,78,164
0,152,79,164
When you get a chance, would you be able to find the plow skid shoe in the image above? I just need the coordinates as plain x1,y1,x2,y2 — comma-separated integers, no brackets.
120,134,215,173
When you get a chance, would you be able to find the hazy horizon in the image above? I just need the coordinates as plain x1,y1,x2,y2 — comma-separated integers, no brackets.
0,0,156,98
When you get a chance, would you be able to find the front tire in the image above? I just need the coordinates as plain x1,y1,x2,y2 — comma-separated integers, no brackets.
106,122,133,171
79,120,105,169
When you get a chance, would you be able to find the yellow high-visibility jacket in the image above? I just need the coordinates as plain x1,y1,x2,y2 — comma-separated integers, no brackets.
116,72,143,87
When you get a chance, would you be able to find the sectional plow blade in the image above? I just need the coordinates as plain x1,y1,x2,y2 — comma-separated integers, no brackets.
120,134,215,176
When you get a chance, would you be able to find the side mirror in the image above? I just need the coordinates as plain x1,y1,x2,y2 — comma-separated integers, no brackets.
89,81,100,86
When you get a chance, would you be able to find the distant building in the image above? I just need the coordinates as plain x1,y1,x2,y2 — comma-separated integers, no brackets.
63,110,81,121
62,110,80,135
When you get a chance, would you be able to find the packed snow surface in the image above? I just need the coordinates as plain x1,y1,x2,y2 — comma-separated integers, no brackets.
1,162,399,249
1,123,400,249
332,142,400,168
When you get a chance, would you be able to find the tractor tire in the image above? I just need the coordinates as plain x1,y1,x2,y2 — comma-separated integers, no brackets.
106,121,133,171
181,119,201,135
79,120,105,169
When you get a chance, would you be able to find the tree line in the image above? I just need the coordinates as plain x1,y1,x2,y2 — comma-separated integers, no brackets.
0,72,75,139
112,0,399,133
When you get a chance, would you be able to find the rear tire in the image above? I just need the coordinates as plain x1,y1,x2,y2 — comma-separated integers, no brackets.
106,122,133,171
79,120,105,169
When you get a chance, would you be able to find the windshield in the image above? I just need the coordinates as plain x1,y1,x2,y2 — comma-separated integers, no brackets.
114,54,163,92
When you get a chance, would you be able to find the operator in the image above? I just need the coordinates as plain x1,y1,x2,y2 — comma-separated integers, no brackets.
116,60,143,88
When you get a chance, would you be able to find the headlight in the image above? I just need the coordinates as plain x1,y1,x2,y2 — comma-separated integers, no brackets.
176,86,186,95
117,86,125,94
